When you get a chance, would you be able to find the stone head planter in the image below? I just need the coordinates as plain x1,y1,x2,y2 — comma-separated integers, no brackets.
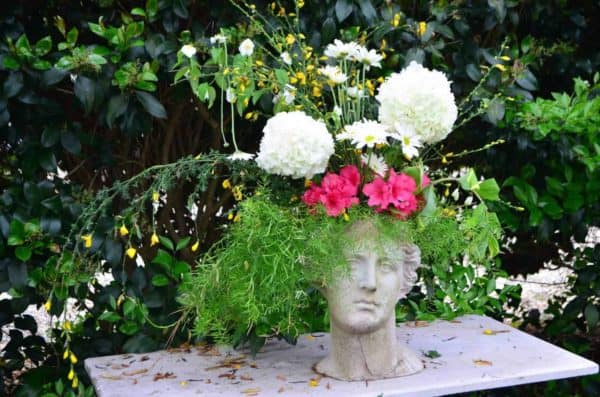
315,221,424,381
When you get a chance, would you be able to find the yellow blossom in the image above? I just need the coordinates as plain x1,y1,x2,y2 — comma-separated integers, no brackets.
233,214,241,222
255,60,263,67
365,80,375,96
306,64,315,72
63,349,69,360
343,212,350,222
296,71,306,85
444,187,450,197
245,112,254,120
222,179,231,189
290,76,298,84
499,55,511,61
68,367,74,380
232,185,243,201
44,299,52,311
493,63,507,72
392,13,401,27
296,0,304,8
72,376,78,389
152,191,159,202
243,98,249,107
191,241,199,252
119,224,129,237
150,232,159,247
417,21,427,37
126,247,137,259
442,156,448,164
227,213,234,220
285,34,295,45
63,321,72,331
376,76,384,83
70,352,78,364
81,234,92,249
312,86,322,97
117,294,125,307
304,179,312,187
308,379,319,387
483,329,494,335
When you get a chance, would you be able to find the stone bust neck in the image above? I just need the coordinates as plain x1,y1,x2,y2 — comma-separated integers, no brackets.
316,315,399,380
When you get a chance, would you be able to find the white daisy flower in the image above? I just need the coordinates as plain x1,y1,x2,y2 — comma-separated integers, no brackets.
355,47,383,69
239,38,255,56
318,65,348,85
282,84,296,104
180,44,197,58
228,151,255,161
226,87,237,103
280,51,292,65
336,120,390,149
361,153,388,176
324,39,361,60
346,86,364,98
210,34,227,44
392,123,423,159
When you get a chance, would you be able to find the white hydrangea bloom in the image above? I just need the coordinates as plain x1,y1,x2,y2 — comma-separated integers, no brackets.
324,39,361,60
239,38,255,56
256,111,334,179
336,120,390,148
377,61,457,144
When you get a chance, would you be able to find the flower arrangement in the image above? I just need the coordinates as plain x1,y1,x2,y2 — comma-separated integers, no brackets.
171,1,511,349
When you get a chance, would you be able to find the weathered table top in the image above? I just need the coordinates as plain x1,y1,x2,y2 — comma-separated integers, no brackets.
85,315,598,396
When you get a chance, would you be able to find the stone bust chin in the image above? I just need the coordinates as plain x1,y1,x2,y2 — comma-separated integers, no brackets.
315,222,424,381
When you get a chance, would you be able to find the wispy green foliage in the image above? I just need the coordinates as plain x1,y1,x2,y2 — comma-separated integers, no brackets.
179,191,505,348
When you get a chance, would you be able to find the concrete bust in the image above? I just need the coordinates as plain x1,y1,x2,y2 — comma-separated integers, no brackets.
315,221,424,381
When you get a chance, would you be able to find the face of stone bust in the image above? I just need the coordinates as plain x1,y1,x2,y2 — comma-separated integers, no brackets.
325,247,403,334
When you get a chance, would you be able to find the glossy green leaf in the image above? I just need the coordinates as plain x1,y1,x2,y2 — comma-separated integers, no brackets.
135,91,167,119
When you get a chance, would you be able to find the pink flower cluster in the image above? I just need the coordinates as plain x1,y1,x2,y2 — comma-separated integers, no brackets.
302,165,360,216
363,169,425,218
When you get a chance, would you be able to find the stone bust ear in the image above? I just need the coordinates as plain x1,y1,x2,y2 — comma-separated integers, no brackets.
396,243,421,300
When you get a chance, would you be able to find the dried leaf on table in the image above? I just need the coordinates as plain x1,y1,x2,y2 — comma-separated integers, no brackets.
123,368,148,376
483,329,510,335
100,374,122,380
473,359,493,366
241,387,261,394
240,375,254,381
153,372,177,381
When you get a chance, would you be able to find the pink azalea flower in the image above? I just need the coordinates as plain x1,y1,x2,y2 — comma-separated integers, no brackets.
302,185,323,206
421,173,431,188
392,191,418,218
388,169,417,198
363,177,394,210
339,165,360,191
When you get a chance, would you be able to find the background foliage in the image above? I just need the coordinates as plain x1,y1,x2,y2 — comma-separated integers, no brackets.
0,0,598,396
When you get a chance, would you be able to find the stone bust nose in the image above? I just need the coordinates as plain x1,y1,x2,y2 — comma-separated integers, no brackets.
357,252,377,291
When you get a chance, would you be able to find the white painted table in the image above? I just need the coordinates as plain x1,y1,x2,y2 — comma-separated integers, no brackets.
85,315,598,396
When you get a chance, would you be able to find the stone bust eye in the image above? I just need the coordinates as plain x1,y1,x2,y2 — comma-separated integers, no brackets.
378,259,396,273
